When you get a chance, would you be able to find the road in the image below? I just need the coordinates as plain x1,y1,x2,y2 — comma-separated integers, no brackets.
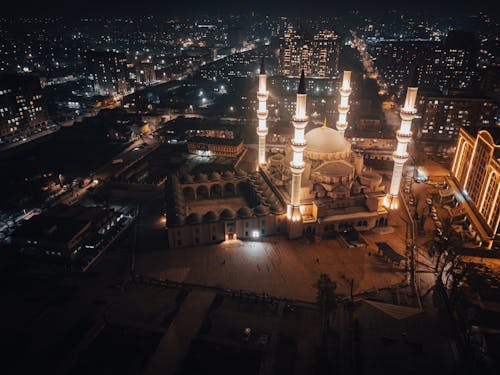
50,137,159,207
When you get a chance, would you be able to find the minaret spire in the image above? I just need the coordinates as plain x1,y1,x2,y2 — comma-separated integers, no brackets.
336,70,352,137
288,69,308,238
256,58,269,167
385,68,418,210
298,69,306,94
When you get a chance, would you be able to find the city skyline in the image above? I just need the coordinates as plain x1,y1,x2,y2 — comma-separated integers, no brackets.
0,8,499,375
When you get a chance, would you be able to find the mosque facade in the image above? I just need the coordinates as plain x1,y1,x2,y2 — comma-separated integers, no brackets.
166,63,393,248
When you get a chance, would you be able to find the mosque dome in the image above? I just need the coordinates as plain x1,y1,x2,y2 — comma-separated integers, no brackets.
203,211,218,222
253,204,270,216
235,169,248,178
223,170,235,179
270,203,285,215
170,213,185,226
220,208,236,220
180,174,194,184
186,212,202,224
237,206,253,218
305,126,349,155
209,172,222,181
195,173,209,182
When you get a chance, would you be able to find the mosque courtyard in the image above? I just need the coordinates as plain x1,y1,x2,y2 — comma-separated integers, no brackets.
135,215,408,302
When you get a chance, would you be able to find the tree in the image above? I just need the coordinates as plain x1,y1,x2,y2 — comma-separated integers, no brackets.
315,273,337,356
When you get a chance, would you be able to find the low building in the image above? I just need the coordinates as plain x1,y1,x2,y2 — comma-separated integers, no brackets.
449,128,500,249
15,216,91,258
187,136,245,158
14,204,119,259
166,171,287,248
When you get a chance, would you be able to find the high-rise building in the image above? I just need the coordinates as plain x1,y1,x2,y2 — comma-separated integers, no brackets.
0,73,48,140
312,29,339,78
419,95,498,141
84,51,129,96
450,128,499,249
279,23,301,76
480,66,500,101
440,31,479,92
135,61,156,85
367,31,479,95
227,26,245,48
367,40,440,92
279,23,339,78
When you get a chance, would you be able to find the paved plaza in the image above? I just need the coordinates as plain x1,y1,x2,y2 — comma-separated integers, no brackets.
136,231,406,302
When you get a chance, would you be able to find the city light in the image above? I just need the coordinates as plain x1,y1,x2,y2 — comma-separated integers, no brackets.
2,12,497,374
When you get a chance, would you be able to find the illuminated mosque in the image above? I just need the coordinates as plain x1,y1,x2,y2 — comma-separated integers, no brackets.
166,60,418,247
263,68,389,239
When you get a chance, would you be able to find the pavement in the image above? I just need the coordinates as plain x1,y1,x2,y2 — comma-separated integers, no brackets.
135,235,406,302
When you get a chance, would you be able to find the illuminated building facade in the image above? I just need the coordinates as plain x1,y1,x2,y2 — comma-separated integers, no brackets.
84,51,129,96
441,31,479,92
450,128,500,249
312,29,340,78
385,76,418,210
279,23,301,76
187,136,244,158
167,71,389,246
366,40,440,94
257,59,268,166
166,172,287,249
419,96,498,141
279,22,339,78
367,31,479,95
0,73,48,139
267,70,387,239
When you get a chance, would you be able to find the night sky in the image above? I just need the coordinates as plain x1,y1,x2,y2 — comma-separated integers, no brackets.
3,0,499,16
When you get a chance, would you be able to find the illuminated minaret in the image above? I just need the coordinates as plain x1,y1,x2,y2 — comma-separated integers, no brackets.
256,58,268,167
288,70,308,237
336,70,352,137
385,71,418,210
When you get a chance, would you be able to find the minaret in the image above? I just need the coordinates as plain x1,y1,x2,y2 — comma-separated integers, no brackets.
385,70,418,210
288,70,308,238
336,71,352,137
256,58,268,167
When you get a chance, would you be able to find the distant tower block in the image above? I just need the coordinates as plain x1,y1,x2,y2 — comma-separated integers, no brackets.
385,71,418,210
288,70,308,238
256,58,269,167
336,70,352,137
